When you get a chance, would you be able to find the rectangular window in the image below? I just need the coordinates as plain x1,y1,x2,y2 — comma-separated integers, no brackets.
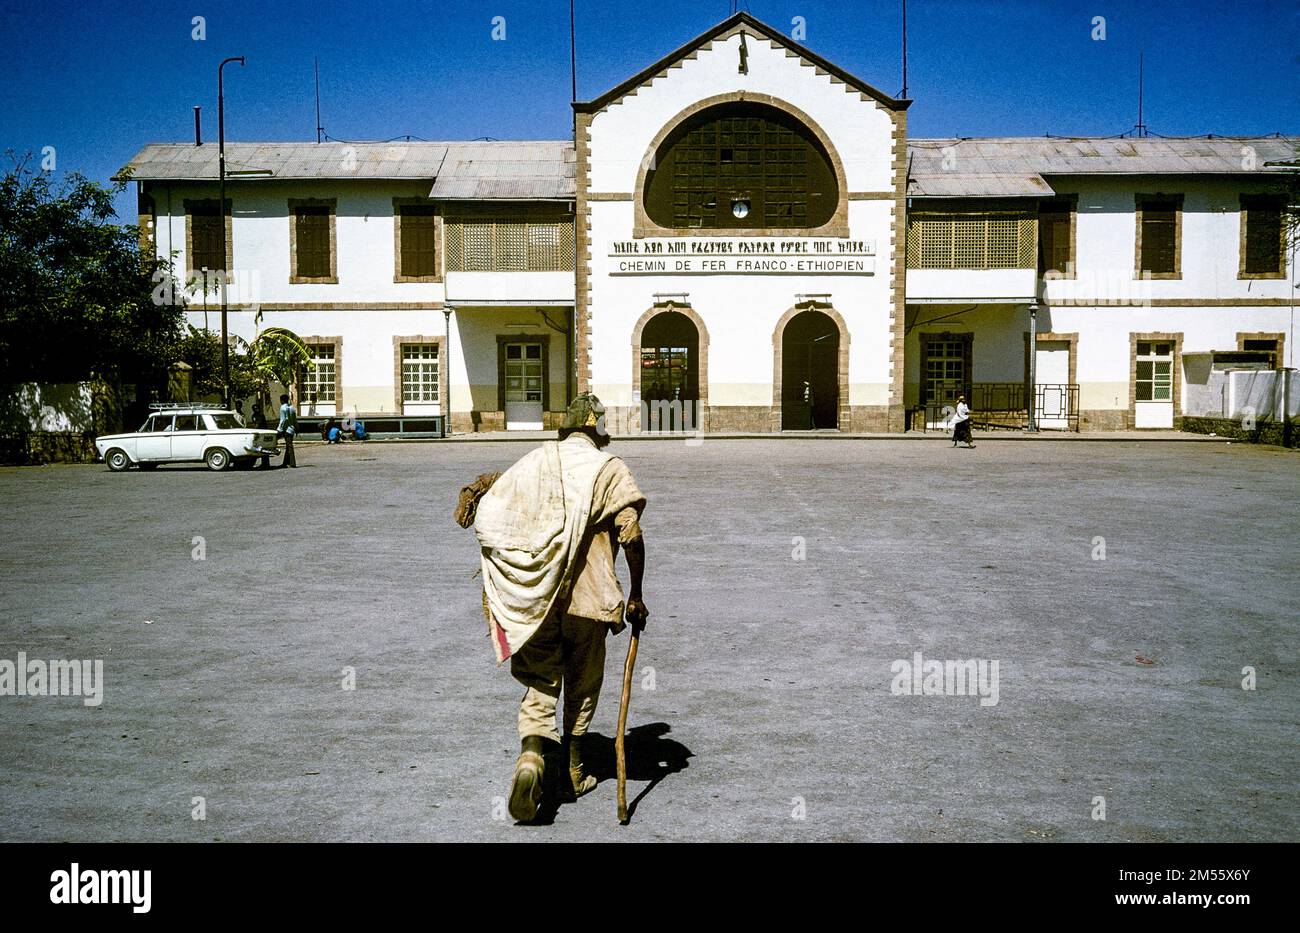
906,213,1037,269
923,338,970,405
401,344,439,403
294,206,331,279
188,200,226,274
1241,195,1285,277
398,205,437,278
1038,197,1075,276
1137,195,1181,277
443,215,574,271
298,344,336,403
1135,341,1173,401
1241,337,1281,368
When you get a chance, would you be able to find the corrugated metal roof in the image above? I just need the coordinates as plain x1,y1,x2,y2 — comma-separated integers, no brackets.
120,140,577,200
119,142,451,180
906,136,1298,197
428,142,576,200
907,173,1054,197
121,136,1296,201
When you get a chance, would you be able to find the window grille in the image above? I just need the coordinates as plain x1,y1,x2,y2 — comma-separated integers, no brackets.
444,216,574,272
906,213,1037,269
298,344,336,403
401,344,439,403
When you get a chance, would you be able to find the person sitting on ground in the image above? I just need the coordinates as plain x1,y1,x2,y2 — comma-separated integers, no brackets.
321,417,342,443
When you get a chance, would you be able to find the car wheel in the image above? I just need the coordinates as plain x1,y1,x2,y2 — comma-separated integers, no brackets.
205,448,232,471
105,449,131,472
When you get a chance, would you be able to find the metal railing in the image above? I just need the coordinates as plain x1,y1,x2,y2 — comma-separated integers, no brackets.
915,383,1079,432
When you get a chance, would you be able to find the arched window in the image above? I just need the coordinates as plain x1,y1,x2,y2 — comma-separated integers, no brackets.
643,102,839,230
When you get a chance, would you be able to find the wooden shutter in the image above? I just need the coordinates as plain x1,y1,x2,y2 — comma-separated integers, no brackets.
1038,198,1073,274
190,201,224,272
1242,196,1283,275
1140,198,1178,274
295,207,330,278
400,206,437,277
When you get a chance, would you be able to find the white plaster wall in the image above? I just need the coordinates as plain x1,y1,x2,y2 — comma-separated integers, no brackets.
445,272,574,304
587,198,897,409
907,268,1038,301
153,181,447,306
586,32,900,409
182,307,445,414
1048,304,1296,410
905,302,1297,413
445,307,569,414
588,33,897,196
1044,177,1294,305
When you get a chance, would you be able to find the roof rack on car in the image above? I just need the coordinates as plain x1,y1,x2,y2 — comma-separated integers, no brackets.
147,402,229,411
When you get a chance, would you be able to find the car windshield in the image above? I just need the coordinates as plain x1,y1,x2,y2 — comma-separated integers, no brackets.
208,413,244,429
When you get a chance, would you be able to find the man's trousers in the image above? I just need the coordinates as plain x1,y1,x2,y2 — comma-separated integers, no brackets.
510,610,607,742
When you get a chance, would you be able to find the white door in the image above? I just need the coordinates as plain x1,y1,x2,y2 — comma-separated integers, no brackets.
1035,341,1070,430
136,414,172,460
504,342,544,430
170,414,206,460
1135,340,1175,428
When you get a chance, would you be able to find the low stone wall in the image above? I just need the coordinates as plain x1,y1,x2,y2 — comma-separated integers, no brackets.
0,431,98,465
1181,416,1297,447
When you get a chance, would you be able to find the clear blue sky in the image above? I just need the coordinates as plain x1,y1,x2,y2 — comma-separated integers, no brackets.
2,0,1296,218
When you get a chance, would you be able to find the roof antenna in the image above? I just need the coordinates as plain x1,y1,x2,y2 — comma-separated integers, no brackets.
900,0,909,98
569,0,577,104
314,57,324,143
1133,51,1148,138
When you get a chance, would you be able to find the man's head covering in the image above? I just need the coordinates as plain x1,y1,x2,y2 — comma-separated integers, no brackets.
563,392,608,436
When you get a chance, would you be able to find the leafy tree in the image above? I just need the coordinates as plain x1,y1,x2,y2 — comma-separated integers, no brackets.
174,320,313,409
0,155,185,387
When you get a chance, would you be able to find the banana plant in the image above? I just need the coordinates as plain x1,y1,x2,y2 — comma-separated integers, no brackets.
246,325,313,392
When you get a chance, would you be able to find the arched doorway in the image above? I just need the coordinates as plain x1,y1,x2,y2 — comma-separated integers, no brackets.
780,309,841,430
639,310,700,431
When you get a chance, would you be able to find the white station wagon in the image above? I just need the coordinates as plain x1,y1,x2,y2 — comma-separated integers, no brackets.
95,405,280,472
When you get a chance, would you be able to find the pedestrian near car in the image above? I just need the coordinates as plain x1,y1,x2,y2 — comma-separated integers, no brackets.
277,393,298,468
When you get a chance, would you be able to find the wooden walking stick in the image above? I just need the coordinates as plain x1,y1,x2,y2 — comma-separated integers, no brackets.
615,619,642,824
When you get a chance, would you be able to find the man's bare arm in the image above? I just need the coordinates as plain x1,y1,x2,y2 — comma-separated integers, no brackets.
623,536,647,629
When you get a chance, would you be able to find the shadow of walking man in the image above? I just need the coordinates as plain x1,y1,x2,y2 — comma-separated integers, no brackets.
530,722,692,824
584,722,693,820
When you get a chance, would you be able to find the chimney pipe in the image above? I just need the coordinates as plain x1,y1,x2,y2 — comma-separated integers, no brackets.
194,106,202,145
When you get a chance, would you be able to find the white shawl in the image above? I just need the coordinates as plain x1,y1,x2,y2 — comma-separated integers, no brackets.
474,438,614,662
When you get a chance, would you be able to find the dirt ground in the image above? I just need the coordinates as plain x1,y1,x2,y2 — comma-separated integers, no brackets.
0,437,1295,841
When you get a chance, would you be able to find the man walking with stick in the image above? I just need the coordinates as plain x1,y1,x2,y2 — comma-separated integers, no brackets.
458,393,647,823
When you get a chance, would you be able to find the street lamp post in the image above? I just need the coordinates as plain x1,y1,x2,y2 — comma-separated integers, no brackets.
218,55,245,407
1026,300,1039,432
442,308,452,438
